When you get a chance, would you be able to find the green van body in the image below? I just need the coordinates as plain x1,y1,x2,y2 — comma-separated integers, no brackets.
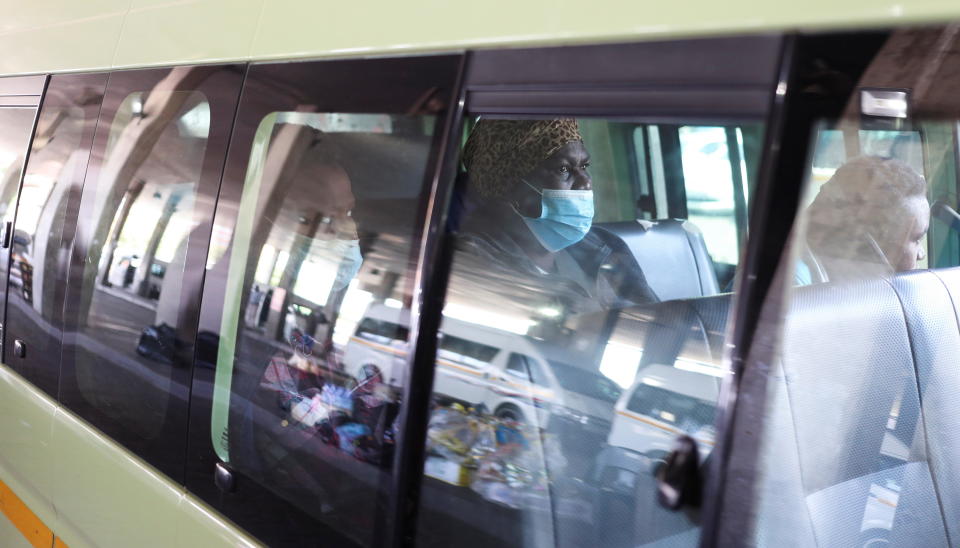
1,2,960,547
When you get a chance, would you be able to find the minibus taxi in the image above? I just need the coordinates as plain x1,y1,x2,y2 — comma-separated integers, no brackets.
1,4,960,548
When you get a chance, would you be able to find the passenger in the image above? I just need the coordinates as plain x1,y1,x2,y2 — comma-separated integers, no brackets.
458,118,657,311
798,155,929,283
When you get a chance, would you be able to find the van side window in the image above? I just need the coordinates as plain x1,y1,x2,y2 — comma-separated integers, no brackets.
5,74,106,397
187,56,462,546
55,66,242,479
419,110,760,547
678,125,750,268
356,317,409,344
630,123,760,284
744,28,960,546
438,334,499,367
505,352,526,376
524,357,550,387
627,382,715,433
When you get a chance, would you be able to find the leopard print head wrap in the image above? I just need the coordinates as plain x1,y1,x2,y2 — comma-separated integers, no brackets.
462,118,583,198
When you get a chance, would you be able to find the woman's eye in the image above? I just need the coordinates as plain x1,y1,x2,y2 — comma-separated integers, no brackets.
557,166,569,174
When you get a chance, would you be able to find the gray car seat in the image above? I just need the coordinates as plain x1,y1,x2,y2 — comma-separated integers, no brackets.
631,268,960,546
593,219,720,302
752,272,954,546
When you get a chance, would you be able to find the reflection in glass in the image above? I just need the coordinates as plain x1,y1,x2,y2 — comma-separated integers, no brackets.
65,87,209,440
5,75,105,396
212,111,437,546
796,154,929,285
679,126,738,265
751,27,960,546
755,132,938,546
415,117,754,548
0,107,39,300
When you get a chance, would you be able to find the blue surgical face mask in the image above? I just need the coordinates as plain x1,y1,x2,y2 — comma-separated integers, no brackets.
516,180,594,252
333,239,363,291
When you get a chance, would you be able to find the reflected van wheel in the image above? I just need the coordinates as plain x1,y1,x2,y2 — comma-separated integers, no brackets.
494,404,524,423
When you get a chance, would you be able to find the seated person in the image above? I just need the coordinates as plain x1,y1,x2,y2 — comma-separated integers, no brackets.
455,118,657,313
798,155,929,284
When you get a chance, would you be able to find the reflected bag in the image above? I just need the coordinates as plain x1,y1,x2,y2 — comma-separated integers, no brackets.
135,323,180,364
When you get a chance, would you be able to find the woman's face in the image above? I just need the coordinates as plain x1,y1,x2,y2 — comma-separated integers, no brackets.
513,141,592,217
887,195,930,271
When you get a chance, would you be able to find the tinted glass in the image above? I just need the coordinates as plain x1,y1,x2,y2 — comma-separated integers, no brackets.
6,74,106,396
548,360,621,403
57,66,242,479
679,125,749,267
743,27,960,547
416,115,760,548
185,56,461,548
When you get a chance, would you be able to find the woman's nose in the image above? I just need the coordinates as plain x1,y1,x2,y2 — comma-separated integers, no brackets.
572,170,592,191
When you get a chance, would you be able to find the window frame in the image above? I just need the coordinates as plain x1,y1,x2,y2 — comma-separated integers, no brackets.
4,73,105,397
55,64,245,482
0,74,46,367
181,53,466,548
404,36,784,548
699,32,895,547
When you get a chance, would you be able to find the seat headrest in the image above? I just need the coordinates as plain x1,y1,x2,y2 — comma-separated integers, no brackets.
593,219,719,302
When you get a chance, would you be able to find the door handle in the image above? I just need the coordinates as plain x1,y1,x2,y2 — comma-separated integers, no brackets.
214,462,236,493
12,339,25,359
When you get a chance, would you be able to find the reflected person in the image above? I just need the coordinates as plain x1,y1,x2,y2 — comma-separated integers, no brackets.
798,155,929,283
458,118,657,311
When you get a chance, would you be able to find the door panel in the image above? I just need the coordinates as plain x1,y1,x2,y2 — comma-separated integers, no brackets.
411,37,781,548
184,54,463,547
719,28,960,547
5,73,105,398
54,65,243,482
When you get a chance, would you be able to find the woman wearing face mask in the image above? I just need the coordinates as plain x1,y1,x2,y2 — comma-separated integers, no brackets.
455,118,657,311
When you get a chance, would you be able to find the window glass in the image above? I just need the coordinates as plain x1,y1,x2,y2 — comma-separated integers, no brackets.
209,110,438,546
64,89,208,439
859,129,923,173
438,334,499,367
56,66,241,479
506,354,527,375
747,27,960,547
416,116,757,548
630,123,759,286
0,108,38,223
526,358,552,387
679,126,739,265
5,74,106,396
807,128,847,203
0,107,39,302
626,382,715,436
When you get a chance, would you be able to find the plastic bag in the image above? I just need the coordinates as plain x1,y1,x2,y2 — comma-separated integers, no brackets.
426,405,475,460
335,422,372,453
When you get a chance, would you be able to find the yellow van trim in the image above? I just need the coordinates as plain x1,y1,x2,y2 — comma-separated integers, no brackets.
0,478,65,548
616,409,716,447
349,336,488,378
349,336,406,358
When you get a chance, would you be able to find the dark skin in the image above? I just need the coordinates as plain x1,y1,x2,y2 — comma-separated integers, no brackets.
489,141,593,270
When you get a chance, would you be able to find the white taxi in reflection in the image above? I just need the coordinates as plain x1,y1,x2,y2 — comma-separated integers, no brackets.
341,302,621,430
593,362,721,504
